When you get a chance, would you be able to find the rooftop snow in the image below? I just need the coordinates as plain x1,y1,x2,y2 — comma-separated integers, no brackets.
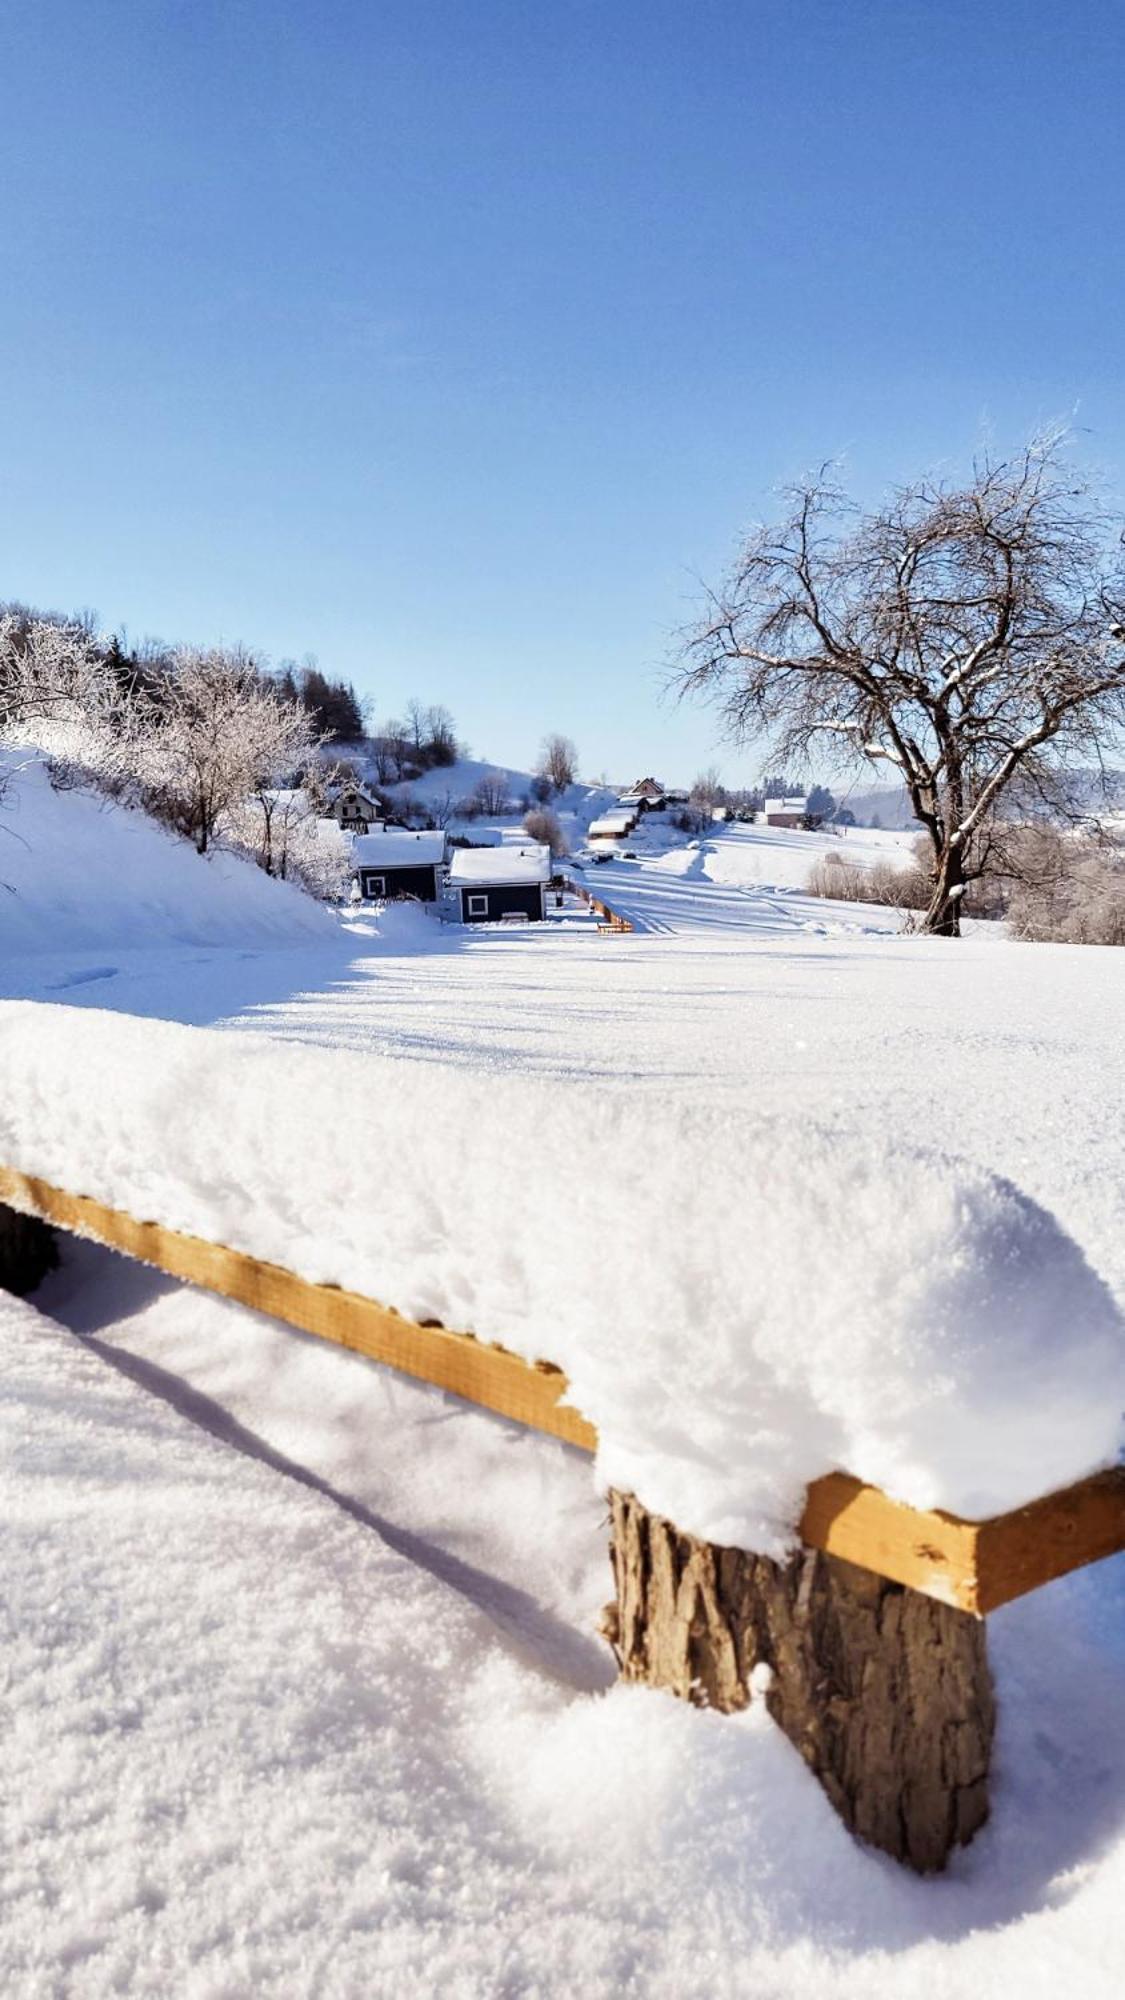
588,813,635,837
351,829,447,865
448,845,551,885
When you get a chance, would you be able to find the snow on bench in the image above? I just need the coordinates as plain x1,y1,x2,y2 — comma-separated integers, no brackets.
1,999,1123,1870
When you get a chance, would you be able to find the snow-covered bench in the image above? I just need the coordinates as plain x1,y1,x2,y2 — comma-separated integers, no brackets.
1,1003,1123,1873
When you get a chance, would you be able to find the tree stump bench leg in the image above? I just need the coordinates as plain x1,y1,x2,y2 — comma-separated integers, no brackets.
0,1200,58,1297
603,1489,994,1873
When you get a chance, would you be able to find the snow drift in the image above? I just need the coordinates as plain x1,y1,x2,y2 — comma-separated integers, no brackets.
0,750,332,954
9,1280,1125,1996
0,1001,1120,1547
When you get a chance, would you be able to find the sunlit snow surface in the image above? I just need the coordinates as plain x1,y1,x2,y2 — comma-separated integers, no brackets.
5,1269,1125,1999
3,788,1125,1995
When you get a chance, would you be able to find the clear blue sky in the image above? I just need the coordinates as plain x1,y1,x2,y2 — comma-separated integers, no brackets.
2,0,1122,783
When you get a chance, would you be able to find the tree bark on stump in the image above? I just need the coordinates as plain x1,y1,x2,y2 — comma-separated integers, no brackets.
604,1489,994,1873
0,1200,58,1297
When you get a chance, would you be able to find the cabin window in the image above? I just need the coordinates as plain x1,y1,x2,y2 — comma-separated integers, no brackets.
366,875,386,897
467,893,489,916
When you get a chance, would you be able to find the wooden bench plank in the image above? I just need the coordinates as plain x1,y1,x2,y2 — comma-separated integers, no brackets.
0,1167,596,1451
3,1164,1122,1614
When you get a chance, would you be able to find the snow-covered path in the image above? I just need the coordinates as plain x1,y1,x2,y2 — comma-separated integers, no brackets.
581,825,901,938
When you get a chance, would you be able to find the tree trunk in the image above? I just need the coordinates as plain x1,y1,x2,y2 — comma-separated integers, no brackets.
0,1200,58,1297
922,842,965,936
603,1490,994,1873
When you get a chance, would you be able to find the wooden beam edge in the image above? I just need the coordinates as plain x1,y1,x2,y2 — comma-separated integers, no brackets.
974,1465,1125,1613
3,1164,1123,1615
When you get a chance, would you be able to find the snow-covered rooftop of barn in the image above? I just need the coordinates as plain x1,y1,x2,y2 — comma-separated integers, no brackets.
351,829,447,865
588,813,635,837
448,844,551,885
764,796,808,815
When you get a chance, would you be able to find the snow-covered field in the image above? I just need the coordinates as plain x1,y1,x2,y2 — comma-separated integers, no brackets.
5,1247,1125,1998
2,759,1124,1996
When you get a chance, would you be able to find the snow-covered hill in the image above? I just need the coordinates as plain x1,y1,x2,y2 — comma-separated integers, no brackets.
0,751,332,956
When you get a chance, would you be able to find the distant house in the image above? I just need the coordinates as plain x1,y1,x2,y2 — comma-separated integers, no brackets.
618,777,667,812
352,828,447,901
447,844,550,923
328,787,383,833
588,808,637,841
761,796,811,829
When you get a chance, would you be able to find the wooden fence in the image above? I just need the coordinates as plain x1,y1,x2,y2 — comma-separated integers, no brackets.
2,1158,1123,1872
561,875,634,932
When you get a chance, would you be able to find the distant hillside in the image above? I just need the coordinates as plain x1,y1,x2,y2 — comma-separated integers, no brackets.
0,751,332,956
368,755,618,826
836,767,1125,831
836,784,921,831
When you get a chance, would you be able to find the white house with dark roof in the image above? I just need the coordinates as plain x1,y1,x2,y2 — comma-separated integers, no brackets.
352,828,448,901
447,844,551,923
328,786,383,833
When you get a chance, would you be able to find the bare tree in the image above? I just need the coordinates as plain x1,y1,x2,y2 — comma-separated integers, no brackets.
404,697,427,758
688,765,724,832
372,718,413,784
538,733,578,795
426,786,460,829
471,770,511,815
425,704,458,766
676,437,1125,934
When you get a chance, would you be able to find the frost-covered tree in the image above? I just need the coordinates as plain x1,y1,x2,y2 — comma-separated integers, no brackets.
676,436,1125,934
141,648,319,855
0,611,144,795
1,612,118,734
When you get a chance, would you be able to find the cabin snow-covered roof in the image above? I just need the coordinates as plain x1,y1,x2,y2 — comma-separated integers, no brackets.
351,829,447,866
764,796,808,816
255,788,317,821
588,812,635,838
448,844,551,886
333,784,380,805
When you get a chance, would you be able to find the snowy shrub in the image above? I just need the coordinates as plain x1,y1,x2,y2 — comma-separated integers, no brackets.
806,853,929,909
523,808,568,856
1002,826,1125,945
